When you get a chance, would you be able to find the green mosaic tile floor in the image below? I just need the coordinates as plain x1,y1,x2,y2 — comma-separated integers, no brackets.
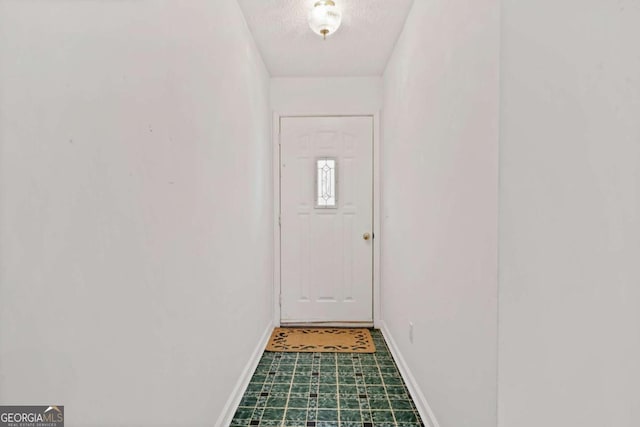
230,329,424,427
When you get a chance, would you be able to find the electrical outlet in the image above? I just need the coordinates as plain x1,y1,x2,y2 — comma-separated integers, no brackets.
409,321,414,344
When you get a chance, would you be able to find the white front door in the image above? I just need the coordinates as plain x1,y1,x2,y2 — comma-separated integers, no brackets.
280,116,373,323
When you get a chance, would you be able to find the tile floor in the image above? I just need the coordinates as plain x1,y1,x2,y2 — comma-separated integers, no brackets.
230,330,424,427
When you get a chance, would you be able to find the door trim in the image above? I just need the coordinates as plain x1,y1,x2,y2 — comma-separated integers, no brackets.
272,112,381,328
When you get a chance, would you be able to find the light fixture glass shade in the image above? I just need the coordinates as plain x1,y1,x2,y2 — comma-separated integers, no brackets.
308,0,342,39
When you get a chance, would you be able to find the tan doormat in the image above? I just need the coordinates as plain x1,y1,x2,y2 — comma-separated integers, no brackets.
266,328,376,353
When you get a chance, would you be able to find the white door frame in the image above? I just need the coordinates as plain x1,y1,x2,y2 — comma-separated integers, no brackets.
272,112,381,328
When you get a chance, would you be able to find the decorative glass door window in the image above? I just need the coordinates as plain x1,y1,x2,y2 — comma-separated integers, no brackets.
316,158,337,208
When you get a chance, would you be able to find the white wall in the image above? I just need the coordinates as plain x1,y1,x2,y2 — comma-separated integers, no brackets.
0,1,272,426
498,1,640,427
382,1,499,426
271,77,382,114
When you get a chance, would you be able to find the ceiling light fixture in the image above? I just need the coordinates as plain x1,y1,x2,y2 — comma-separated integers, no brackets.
308,0,342,40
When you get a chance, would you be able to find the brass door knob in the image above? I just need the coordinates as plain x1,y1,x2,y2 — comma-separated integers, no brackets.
363,233,371,240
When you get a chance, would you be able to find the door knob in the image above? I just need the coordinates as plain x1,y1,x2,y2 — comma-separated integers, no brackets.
363,233,371,240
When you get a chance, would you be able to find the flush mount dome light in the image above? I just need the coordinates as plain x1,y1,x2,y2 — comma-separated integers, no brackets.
308,0,342,40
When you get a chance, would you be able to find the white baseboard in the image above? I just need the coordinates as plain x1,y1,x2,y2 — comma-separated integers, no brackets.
215,322,274,427
380,321,440,427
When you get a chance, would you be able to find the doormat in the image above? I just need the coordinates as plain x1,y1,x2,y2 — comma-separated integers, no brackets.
266,328,376,353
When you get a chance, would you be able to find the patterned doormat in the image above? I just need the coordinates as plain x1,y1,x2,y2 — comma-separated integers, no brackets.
266,328,376,353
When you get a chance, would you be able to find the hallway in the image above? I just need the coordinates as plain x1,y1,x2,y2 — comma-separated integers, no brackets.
231,331,422,427
0,1,638,427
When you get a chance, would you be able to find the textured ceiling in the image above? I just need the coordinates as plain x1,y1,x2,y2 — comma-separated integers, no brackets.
237,0,414,77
